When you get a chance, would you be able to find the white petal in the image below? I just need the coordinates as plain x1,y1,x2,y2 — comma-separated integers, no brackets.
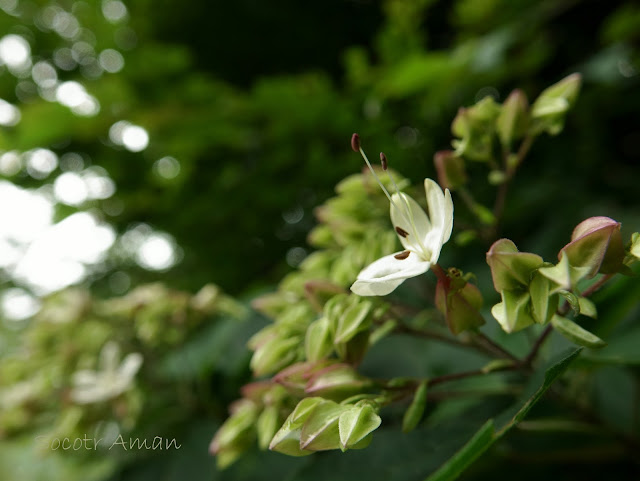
72,370,99,386
390,192,431,255
441,188,454,244
424,179,446,233
70,384,106,404
118,352,143,382
423,179,454,263
350,251,431,296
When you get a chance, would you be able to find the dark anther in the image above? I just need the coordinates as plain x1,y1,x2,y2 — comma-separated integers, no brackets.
394,250,411,260
351,133,361,152
379,152,388,170
395,226,409,237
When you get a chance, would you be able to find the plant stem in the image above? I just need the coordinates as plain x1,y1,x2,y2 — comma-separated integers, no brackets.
522,324,553,367
473,331,521,363
493,134,535,234
581,274,613,298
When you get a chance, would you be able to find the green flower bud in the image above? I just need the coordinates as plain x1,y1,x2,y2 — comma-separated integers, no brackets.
299,400,347,451
630,233,640,259
433,150,467,190
334,298,373,344
250,335,302,377
531,73,581,136
538,252,592,291
486,239,544,292
490,290,535,333
497,89,529,147
269,397,326,456
256,404,280,450
209,399,258,468
560,216,624,277
305,317,334,363
528,271,558,325
451,96,501,161
338,403,382,451
402,380,428,433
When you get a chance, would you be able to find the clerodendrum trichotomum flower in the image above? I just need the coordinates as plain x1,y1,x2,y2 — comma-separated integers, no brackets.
349,134,454,296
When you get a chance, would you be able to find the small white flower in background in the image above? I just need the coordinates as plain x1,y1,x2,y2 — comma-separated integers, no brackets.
70,341,143,404
349,134,454,297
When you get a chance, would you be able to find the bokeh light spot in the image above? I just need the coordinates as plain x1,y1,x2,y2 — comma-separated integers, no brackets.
0,98,21,126
153,156,180,179
98,48,124,73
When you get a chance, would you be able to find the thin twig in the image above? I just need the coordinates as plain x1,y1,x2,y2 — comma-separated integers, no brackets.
474,331,521,363
522,324,553,367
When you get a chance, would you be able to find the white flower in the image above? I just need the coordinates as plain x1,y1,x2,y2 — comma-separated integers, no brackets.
347,135,454,296
70,341,143,404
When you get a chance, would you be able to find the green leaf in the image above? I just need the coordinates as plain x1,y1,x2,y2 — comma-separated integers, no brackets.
551,315,606,348
425,419,495,481
425,348,582,481
402,380,428,433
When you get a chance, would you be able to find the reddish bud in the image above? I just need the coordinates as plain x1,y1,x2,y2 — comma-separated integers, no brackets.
351,133,361,152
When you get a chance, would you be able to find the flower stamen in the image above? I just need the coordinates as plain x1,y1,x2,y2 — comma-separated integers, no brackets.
395,226,409,237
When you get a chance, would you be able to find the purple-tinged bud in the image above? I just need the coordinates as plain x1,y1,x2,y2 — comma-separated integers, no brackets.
560,216,624,277
435,273,484,335
379,152,388,170
351,133,361,153
305,363,371,400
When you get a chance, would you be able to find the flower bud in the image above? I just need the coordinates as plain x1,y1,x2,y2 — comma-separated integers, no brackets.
531,73,581,136
434,150,467,190
528,271,558,325
209,399,258,468
250,334,302,377
273,361,333,396
435,271,484,335
630,232,640,260
299,400,349,451
269,397,326,456
451,97,501,161
486,239,544,292
305,317,334,363
497,89,529,147
490,290,535,333
560,216,624,277
305,363,371,400
338,403,381,451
